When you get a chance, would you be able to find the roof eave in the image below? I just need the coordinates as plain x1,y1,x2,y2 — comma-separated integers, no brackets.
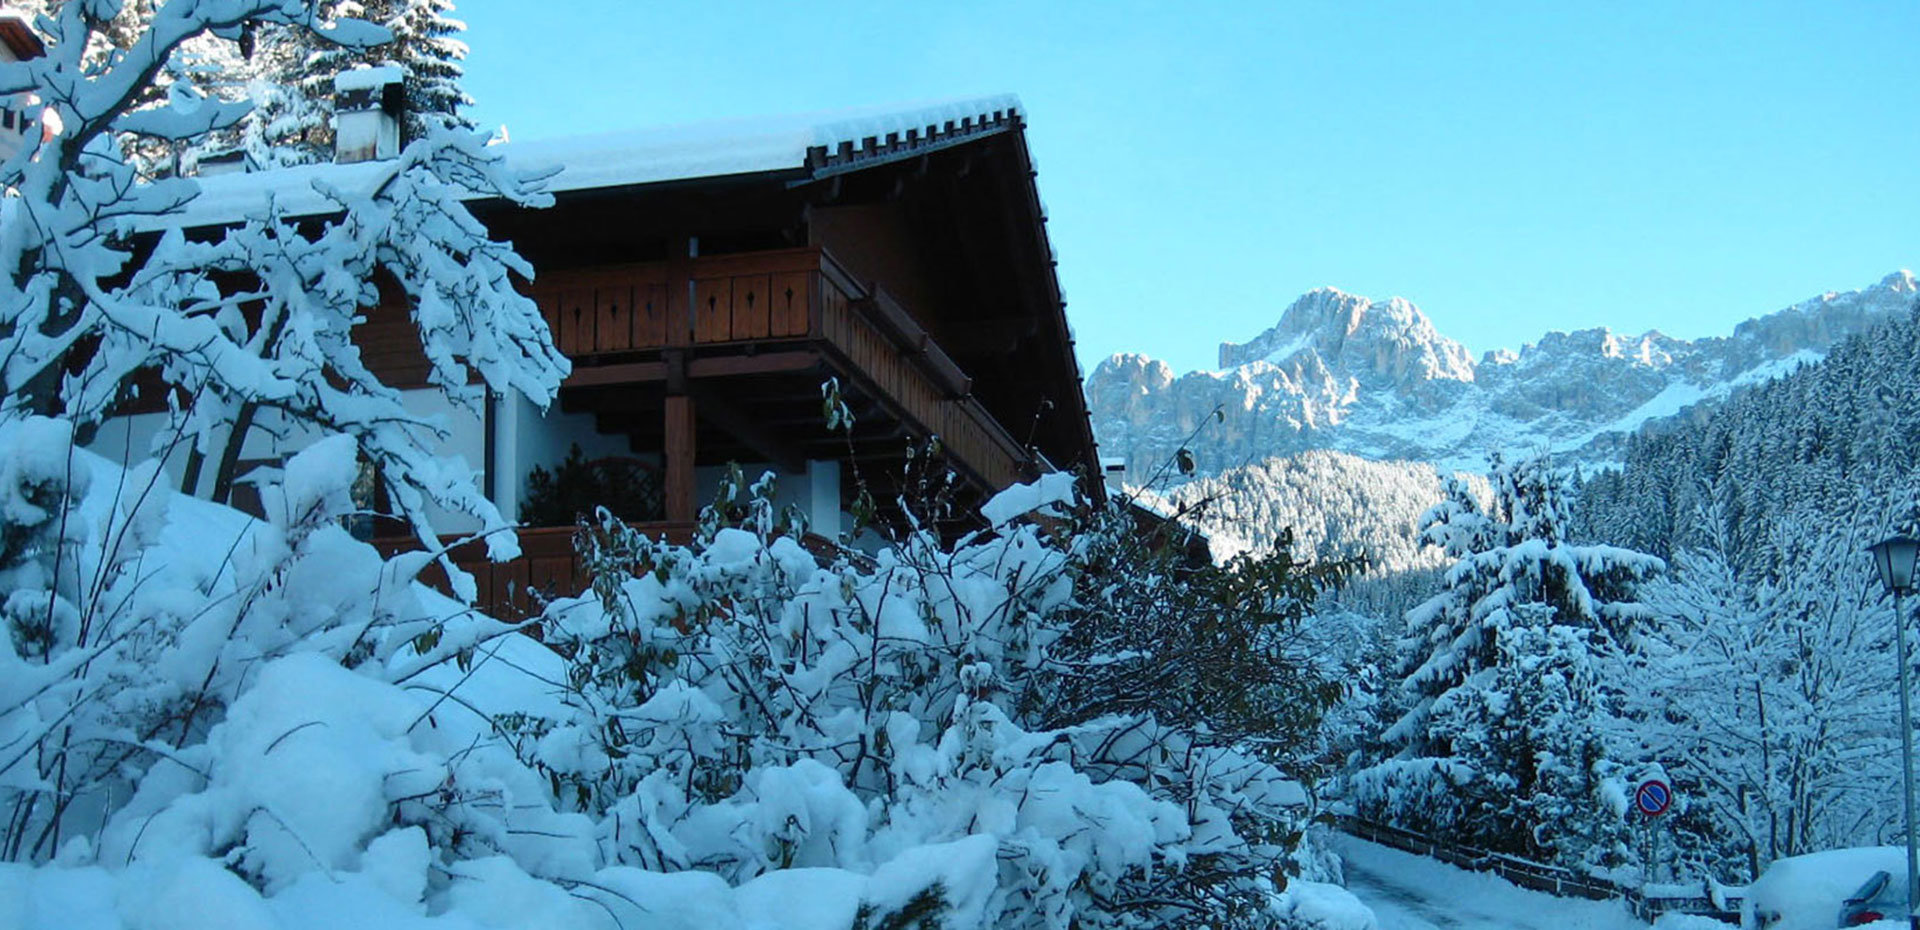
0,16,42,61
798,106,1021,184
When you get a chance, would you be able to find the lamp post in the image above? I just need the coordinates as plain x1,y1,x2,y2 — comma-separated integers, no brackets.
1870,534,1920,930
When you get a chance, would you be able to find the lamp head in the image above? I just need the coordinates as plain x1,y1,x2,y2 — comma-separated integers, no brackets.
1870,535,1920,595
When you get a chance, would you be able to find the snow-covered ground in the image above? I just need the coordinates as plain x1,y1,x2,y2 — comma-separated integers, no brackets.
1330,834,1659,930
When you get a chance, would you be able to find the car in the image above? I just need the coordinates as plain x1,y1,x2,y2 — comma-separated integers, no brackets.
1745,847,1908,929
1837,870,1905,927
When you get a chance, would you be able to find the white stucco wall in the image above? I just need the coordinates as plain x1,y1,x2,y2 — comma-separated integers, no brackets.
492,390,638,526
694,459,844,538
85,390,486,534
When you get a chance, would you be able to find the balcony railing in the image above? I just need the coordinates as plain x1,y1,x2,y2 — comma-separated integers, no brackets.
526,247,1030,493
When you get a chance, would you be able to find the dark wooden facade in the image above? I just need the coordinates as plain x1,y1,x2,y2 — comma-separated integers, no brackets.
365,103,1099,613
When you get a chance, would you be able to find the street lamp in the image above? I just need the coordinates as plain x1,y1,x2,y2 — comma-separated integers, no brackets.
1869,534,1920,930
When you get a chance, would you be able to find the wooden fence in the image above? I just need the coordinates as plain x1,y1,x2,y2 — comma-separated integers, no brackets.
1333,815,1745,925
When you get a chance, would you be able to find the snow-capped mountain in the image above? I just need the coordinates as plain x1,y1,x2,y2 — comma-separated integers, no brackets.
1089,271,1918,478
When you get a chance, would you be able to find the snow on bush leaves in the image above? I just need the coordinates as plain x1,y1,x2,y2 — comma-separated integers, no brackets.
0,438,1360,928
501,474,1352,929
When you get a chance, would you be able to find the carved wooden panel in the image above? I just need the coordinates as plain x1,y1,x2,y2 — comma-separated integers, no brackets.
637,281,669,347
770,272,811,337
730,273,771,340
693,277,732,343
593,282,632,353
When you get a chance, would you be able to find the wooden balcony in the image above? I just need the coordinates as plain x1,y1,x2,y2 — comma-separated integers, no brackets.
526,247,1031,496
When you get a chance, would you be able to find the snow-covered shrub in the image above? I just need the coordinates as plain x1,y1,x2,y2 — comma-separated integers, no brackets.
0,420,526,864
0,419,992,927
501,472,1357,929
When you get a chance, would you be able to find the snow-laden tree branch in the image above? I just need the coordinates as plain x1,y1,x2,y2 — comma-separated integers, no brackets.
0,0,567,596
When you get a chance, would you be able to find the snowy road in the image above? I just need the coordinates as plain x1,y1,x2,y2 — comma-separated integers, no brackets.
1329,833,1653,930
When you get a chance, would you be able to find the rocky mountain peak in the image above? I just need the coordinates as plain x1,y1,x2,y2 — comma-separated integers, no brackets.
1090,272,1918,478
1216,287,1476,391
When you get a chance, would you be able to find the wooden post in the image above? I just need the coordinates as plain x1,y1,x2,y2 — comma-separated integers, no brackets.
665,394,696,524
667,235,694,348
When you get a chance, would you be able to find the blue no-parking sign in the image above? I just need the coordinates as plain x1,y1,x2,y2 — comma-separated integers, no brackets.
1635,779,1673,817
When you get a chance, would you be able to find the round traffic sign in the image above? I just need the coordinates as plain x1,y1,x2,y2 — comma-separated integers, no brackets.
1635,779,1673,817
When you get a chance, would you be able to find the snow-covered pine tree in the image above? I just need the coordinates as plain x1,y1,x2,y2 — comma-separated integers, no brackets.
1355,453,1663,867
71,0,478,172
173,19,334,171
4,0,249,175
303,0,474,148
1394,455,1662,737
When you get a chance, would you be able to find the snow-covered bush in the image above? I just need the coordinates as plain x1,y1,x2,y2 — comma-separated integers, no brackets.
0,420,531,865
0,419,992,927
498,472,1358,929
1622,521,1905,881
0,427,1371,927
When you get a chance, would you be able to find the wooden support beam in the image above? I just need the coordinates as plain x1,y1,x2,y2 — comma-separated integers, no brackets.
688,350,819,379
664,394,696,523
559,350,818,389
565,360,667,388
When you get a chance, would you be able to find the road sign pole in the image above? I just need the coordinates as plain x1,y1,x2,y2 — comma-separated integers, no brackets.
1649,814,1660,885
1634,779,1674,887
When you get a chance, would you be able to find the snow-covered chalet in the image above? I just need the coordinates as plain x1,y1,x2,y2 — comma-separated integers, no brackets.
105,82,1101,616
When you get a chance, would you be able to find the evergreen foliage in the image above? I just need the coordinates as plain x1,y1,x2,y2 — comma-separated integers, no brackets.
1572,303,1920,878
13,0,478,172
1354,454,1663,870
302,0,474,146
1538,300,1920,881
518,443,664,527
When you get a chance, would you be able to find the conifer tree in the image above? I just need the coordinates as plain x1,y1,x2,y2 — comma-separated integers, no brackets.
1357,454,1663,866
303,0,474,147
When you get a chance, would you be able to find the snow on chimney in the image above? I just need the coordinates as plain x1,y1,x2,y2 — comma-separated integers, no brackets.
1101,456,1128,493
334,65,403,163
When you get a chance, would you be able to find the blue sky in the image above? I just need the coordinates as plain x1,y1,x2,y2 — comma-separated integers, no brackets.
458,0,1918,376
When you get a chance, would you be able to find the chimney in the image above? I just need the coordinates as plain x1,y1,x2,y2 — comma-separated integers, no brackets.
334,65,403,163
1100,456,1128,494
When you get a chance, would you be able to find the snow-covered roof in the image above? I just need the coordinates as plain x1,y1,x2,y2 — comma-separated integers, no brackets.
157,94,1024,231
0,12,43,61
